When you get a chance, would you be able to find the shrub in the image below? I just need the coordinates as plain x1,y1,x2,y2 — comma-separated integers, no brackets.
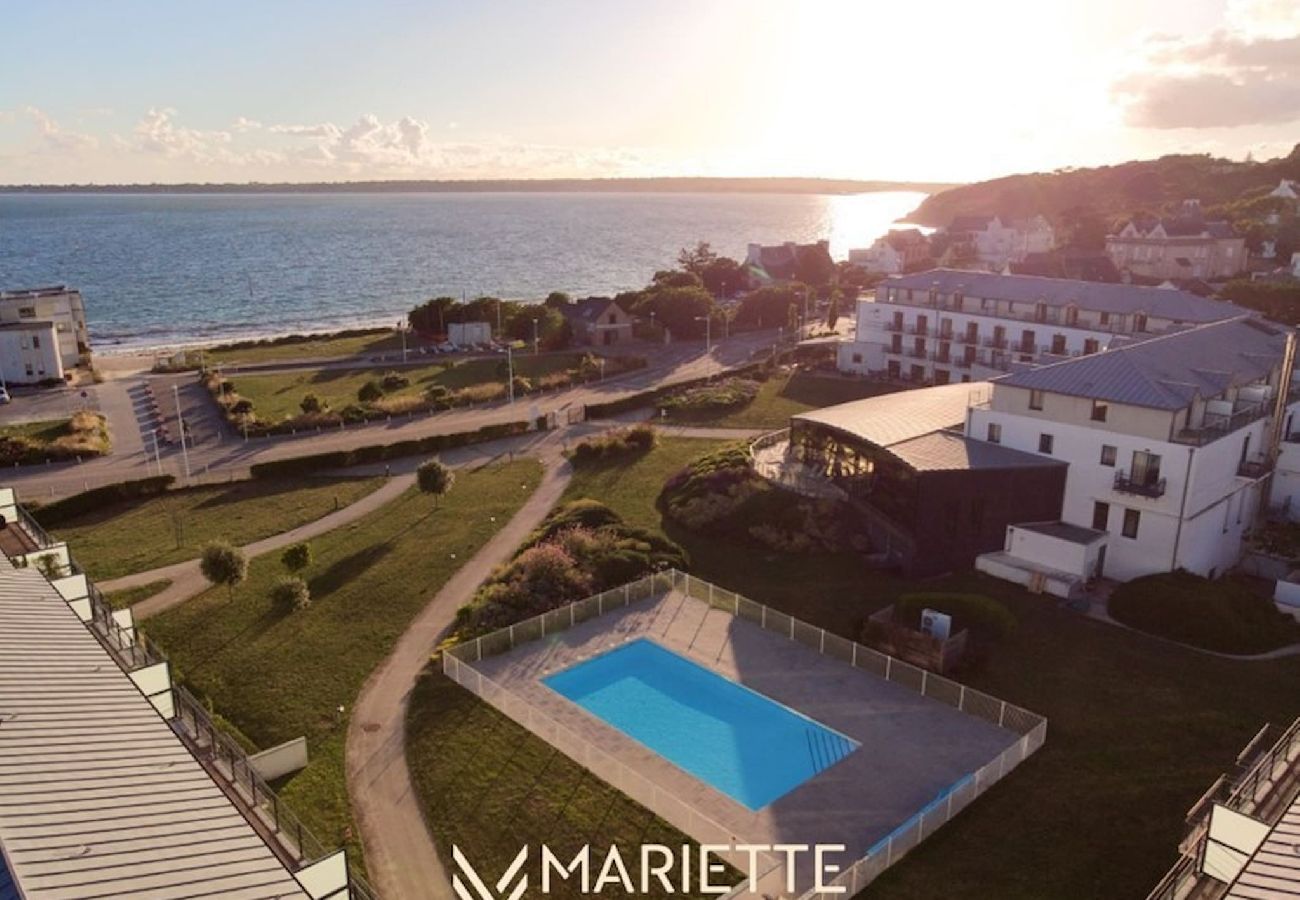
570,424,657,465
381,371,410,391
281,542,313,573
1108,571,1300,654
270,576,311,613
511,375,533,396
231,398,254,415
199,541,248,600
895,592,1017,640
417,459,455,505
424,384,453,407
358,380,384,403
300,394,324,414
659,378,761,416
456,382,507,404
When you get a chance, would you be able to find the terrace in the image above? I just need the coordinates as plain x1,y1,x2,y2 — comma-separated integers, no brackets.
444,571,1046,897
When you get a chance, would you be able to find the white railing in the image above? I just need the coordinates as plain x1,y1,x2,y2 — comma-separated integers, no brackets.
445,569,1047,896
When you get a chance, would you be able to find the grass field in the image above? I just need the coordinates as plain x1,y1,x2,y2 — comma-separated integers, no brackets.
204,330,405,366
663,370,900,429
143,459,543,875
0,412,112,462
0,419,71,441
231,353,585,421
106,579,172,609
557,439,1300,900
406,668,741,900
53,476,384,579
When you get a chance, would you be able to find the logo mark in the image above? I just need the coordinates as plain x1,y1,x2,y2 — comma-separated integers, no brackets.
453,845,529,900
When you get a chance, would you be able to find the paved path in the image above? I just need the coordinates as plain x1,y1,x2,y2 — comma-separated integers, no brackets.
345,448,572,900
108,473,417,619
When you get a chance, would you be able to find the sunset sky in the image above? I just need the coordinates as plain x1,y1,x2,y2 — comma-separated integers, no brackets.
2,0,1298,185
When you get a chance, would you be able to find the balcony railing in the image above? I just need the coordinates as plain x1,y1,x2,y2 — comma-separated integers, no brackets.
907,347,928,359
1238,458,1274,479
883,321,905,333
906,324,930,335
1114,470,1167,498
1174,401,1270,446
955,332,980,345
982,337,1008,349
953,357,974,369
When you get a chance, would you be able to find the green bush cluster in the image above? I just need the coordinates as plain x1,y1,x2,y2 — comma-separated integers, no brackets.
31,475,175,527
569,424,657,465
1108,570,1300,654
584,362,767,419
248,421,532,478
658,378,761,416
658,444,866,554
454,499,686,636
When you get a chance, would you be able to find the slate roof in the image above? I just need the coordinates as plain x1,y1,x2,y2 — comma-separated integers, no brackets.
883,268,1240,323
1016,521,1107,545
559,297,624,324
888,431,1065,472
793,381,987,448
0,555,311,900
996,316,1288,410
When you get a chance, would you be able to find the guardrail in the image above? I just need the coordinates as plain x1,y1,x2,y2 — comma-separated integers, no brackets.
446,568,1046,897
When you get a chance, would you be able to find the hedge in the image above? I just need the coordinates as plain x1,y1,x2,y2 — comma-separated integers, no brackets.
248,420,534,479
32,475,176,527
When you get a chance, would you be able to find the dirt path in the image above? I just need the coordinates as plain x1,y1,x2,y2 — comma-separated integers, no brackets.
345,452,571,900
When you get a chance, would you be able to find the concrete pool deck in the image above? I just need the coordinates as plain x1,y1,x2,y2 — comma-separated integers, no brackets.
466,588,1023,891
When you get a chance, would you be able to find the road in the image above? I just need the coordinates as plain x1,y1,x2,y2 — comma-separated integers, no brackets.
1,331,779,501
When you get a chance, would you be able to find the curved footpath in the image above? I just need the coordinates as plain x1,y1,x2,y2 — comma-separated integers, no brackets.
345,450,572,900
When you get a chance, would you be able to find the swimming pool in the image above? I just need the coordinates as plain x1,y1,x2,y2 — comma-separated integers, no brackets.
543,638,858,810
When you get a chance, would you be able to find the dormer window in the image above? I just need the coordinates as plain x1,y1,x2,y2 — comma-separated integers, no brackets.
1064,304,1079,326
1133,311,1148,333
1034,301,1047,323
953,290,964,311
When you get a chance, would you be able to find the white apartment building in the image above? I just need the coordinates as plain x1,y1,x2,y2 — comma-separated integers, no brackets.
837,269,1242,386
942,214,1055,270
0,320,63,385
967,317,1299,587
847,228,931,275
0,285,89,372
1106,204,1246,281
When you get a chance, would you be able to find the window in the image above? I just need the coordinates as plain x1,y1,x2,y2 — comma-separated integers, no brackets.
1034,300,1047,322
1029,389,1044,410
1131,450,1162,486
909,364,925,382
1122,508,1141,539
1100,444,1117,466
887,360,901,380
987,422,1002,444
607,313,617,324
1099,311,1110,326
851,353,863,364
1083,338,1099,354
1051,334,1067,355
31,335,40,349
18,306,35,319
1038,433,1054,454
1092,501,1110,531
1091,400,1108,422
934,369,950,385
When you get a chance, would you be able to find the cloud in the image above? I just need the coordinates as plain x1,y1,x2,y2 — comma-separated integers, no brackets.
1113,7,1300,129
232,116,262,132
23,106,98,152
131,107,233,158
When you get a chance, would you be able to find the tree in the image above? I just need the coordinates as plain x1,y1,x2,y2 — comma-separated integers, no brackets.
281,542,312,574
826,290,841,329
677,241,719,276
734,285,801,328
200,541,247,601
543,291,572,309
699,256,745,298
358,380,384,403
651,270,703,289
270,576,311,613
417,459,455,507
300,394,323,415
640,285,715,338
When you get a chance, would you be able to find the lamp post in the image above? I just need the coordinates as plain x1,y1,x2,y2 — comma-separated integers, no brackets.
397,319,407,363
506,344,515,404
695,315,711,353
532,317,539,355
173,384,191,481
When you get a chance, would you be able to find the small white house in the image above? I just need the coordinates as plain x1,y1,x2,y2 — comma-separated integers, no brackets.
448,321,492,347
0,321,64,385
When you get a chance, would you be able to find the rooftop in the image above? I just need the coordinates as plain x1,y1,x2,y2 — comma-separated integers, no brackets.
888,431,1066,472
1016,521,1108,545
881,268,1240,323
0,287,76,301
1224,790,1300,899
792,380,988,448
559,296,622,323
996,316,1288,411
0,551,311,898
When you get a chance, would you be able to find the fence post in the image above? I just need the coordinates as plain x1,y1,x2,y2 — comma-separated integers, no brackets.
476,636,483,662
570,604,576,628
998,701,1006,728
509,624,516,649
819,629,825,654
885,656,893,680
789,617,795,639
541,615,546,637
762,605,767,628
921,670,928,695
851,643,857,667
959,684,966,711
624,583,630,605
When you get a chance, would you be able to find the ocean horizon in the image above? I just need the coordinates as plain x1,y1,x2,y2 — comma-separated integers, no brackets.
0,190,927,353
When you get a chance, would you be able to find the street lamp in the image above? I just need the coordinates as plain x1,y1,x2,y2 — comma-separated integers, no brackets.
173,384,191,481
695,315,711,353
532,317,540,355
397,319,407,363
506,344,515,404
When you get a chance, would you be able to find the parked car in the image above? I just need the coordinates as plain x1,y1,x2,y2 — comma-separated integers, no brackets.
0,387,10,404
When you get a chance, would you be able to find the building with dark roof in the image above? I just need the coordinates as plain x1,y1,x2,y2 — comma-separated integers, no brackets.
837,268,1243,385
763,382,1068,576
743,240,834,286
1106,200,1247,281
558,297,634,345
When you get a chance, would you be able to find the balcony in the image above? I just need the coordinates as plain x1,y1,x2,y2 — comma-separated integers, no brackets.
883,321,905,333
906,324,931,335
906,347,928,359
1114,470,1166,498
983,337,1008,349
955,332,980,345
952,357,973,369
1238,458,1274,479
1174,401,1270,446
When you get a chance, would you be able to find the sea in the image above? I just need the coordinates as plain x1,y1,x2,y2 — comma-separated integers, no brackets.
0,190,927,352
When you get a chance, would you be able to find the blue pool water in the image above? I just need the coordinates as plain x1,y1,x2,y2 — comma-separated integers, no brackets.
543,639,858,810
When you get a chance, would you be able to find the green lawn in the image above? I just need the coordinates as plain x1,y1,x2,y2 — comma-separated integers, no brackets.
52,476,384,580
143,459,543,875
204,330,406,366
407,668,740,900
558,439,1300,900
663,370,900,429
0,418,71,442
106,579,172,609
231,353,585,422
